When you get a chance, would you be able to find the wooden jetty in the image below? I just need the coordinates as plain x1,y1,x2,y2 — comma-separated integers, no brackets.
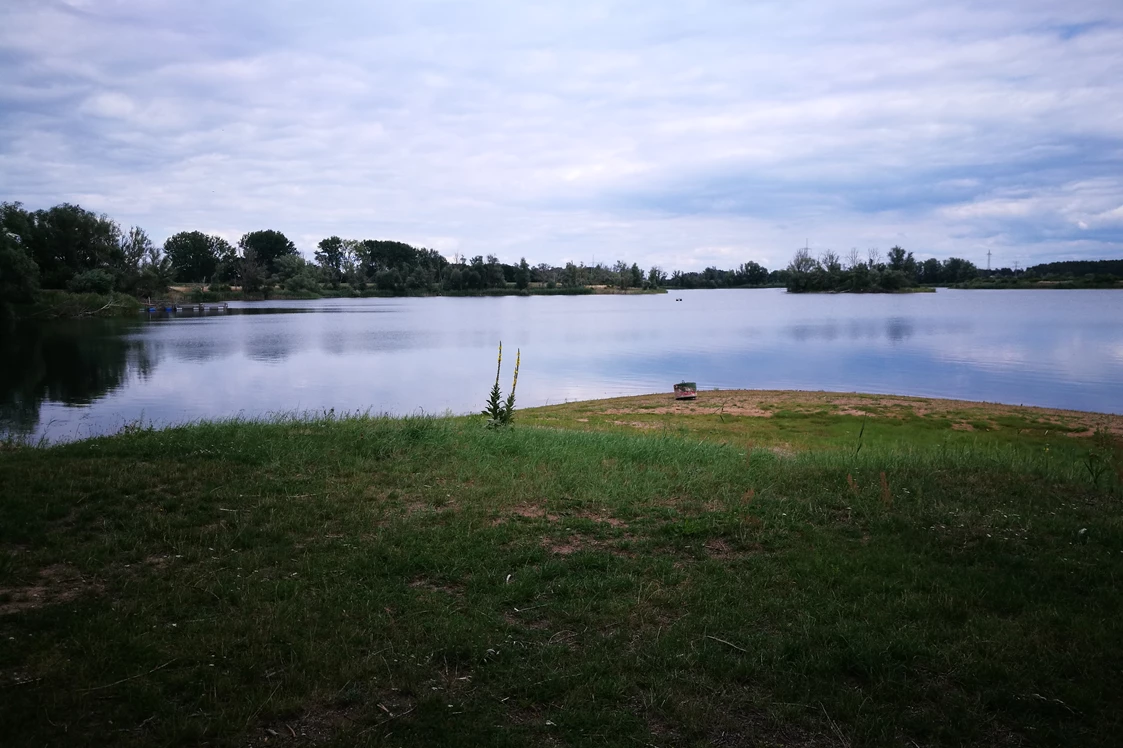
144,301,230,314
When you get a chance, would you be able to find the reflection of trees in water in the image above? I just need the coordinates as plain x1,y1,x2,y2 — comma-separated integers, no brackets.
785,317,961,343
0,320,160,437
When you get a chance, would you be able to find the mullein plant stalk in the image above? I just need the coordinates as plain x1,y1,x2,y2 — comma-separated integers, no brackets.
503,349,520,422
483,342,520,428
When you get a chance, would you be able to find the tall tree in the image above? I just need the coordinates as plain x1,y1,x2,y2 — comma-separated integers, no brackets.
240,247,265,293
4,203,122,289
612,260,630,290
119,226,153,275
562,262,580,288
919,257,942,284
239,230,297,275
888,245,918,278
788,247,818,274
942,257,978,283
164,231,233,283
315,236,346,286
738,261,768,285
485,254,504,288
629,263,643,289
515,257,531,289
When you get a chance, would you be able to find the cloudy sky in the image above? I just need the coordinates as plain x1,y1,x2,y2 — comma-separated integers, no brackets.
2,0,1122,271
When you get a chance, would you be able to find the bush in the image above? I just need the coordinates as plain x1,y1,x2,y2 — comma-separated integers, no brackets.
208,281,232,293
67,269,115,295
188,288,219,303
285,269,321,294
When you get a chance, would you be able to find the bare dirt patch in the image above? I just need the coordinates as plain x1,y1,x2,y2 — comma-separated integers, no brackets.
0,564,101,615
603,401,774,418
503,609,552,629
611,420,662,429
540,390,1123,435
572,510,627,528
703,539,733,558
540,533,635,558
252,692,413,746
510,505,559,522
409,577,463,597
541,536,582,555
701,538,764,559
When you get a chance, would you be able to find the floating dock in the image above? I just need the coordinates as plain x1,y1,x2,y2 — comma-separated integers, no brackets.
144,302,230,314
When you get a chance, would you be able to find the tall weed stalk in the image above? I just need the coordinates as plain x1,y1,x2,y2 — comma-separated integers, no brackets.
483,342,521,429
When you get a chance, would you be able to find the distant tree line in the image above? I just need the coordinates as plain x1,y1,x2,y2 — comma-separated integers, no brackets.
945,259,1122,288
4,201,1119,312
785,246,981,293
1016,259,1123,281
3,201,778,305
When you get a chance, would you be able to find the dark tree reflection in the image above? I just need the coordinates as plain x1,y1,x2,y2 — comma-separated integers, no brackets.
0,319,160,437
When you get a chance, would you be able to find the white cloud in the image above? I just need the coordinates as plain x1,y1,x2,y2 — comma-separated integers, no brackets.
1,0,1122,269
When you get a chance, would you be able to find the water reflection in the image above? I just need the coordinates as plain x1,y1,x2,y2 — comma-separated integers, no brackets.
245,329,301,362
783,317,972,343
0,319,159,437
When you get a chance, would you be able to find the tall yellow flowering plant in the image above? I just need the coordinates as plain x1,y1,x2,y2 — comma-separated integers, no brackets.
483,342,521,428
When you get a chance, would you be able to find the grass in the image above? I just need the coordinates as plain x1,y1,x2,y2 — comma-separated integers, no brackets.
12,289,143,319
522,390,1120,463
1,399,1122,747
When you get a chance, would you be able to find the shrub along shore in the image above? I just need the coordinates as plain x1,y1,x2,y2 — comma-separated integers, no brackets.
1,391,1121,747
7,284,671,320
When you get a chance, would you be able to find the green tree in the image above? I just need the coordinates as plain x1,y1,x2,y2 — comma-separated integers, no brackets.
789,247,818,274
562,262,580,288
239,230,297,275
515,257,531,290
273,254,307,285
485,255,504,288
629,263,643,289
164,231,233,283
919,257,942,284
942,257,978,283
888,246,918,280
786,248,823,292
647,266,666,288
115,226,155,294
67,269,115,294
239,247,265,294
738,261,768,285
315,236,346,286
119,227,152,275
4,203,122,289
612,260,630,290
0,230,40,305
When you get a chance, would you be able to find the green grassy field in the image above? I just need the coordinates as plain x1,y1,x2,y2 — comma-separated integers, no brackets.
1,393,1121,747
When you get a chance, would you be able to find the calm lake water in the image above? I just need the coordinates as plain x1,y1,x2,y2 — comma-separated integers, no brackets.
3,288,1122,442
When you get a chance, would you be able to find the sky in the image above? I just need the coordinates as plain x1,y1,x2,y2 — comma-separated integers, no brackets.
2,0,1122,271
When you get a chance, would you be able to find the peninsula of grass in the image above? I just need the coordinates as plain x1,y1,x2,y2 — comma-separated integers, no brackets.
1,392,1121,747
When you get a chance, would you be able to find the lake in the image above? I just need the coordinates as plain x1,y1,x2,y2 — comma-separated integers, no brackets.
3,288,1122,442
